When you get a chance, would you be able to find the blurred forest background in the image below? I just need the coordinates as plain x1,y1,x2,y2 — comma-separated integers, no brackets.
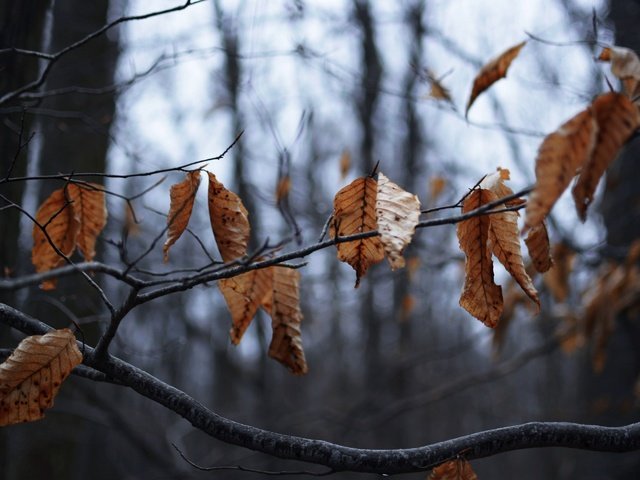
1,0,640,479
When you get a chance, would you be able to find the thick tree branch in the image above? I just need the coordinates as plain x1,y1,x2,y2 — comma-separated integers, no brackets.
2,303,640,475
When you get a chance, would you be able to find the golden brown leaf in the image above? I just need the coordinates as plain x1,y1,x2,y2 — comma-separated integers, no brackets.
207,172,250,262
572,92,640,221
457,189,503,328
375,173,421,270
268,267,307,375
66,183,107,262
330,176,384,288
479,167,524,207
428,176,447,203
466,41,526,116
543,243,575,303
489,209,540,309
219,267,274,344
275,175,291,203
599,46,640,98
32,188,80,290
525,222,553,273
339,149,351,180
525,108,597,230
163,171,201,262
0,329,82,426
429,459,478,480
427,70,453,103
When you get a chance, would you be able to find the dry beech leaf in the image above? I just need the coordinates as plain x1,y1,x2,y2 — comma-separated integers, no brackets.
489,208,540,309
275,175,291,203
375,172,421,270
572,92,640,221
479,168,524,207
32,188,80,290
466,40,526,116
163,170,201,262
429,458,478,480
330,176,384,288
219,267,274,344
427,70,453,103
525,222,553,273
429,176,447,203
457,189,503,328
599,46,640,98
0,329,82,426
267,267,307,375
208,172,250,262
543,242,575,303
66,183,107,262
339,149,351,180
525,108,597,230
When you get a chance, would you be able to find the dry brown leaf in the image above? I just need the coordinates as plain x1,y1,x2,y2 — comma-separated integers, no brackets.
268,267,307,375
525,222,553,273
207,172,250,262
599,46,640,98
543,243,575,302
429,176,447,203
427,70,453,103
375,173,421,270
330,176,384,288
572,92,640,221
339,149,351,180
489,208,540,309
219,267,274,344
479,168,524,207
66,183,107,262
0,329,82,426
457,189,503,328
163,171,201,262
429,458,478,480
466,41,526,116
32,188,80,290
525,108,597,230
275,175,291,203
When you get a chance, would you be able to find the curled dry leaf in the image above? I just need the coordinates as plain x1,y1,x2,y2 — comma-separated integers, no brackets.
219,267,274,344
429,458,478,480
339,148,351,180
32,187,80,290
525,108,597,230
0,329,82,426
66,183,107,262
525,222,553,273
208,172,250,262
572,92,640,221
375,172,421,270
599,46,640,98
457,189,503,328
267,267,307,375
330,176,384,288
466,40,526,117
163,170,201,262
479,168,524,207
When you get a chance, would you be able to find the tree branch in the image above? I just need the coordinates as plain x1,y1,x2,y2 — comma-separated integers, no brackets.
2,303,639,475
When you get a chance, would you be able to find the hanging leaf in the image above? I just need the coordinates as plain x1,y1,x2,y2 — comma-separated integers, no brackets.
163,170,201,262
375,173,421,270
427,70,453,103
32,187,80,290
465,41,526,116
428,175,447,203
457,189,503,328
599,46,640,98
429,458,478,480
267,267,307,375
479,168,524,207
66,183,107,262
207,172,250,262
330,176,384,288
543,243,575,303
489,209,540,309
275,175,291,203
572,92,640,221
339,149,351,180
525,222,553,273
219,267,274,344
525,108,597,230
0,329,82,426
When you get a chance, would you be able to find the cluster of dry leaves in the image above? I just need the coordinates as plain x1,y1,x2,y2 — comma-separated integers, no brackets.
2,42,639,480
